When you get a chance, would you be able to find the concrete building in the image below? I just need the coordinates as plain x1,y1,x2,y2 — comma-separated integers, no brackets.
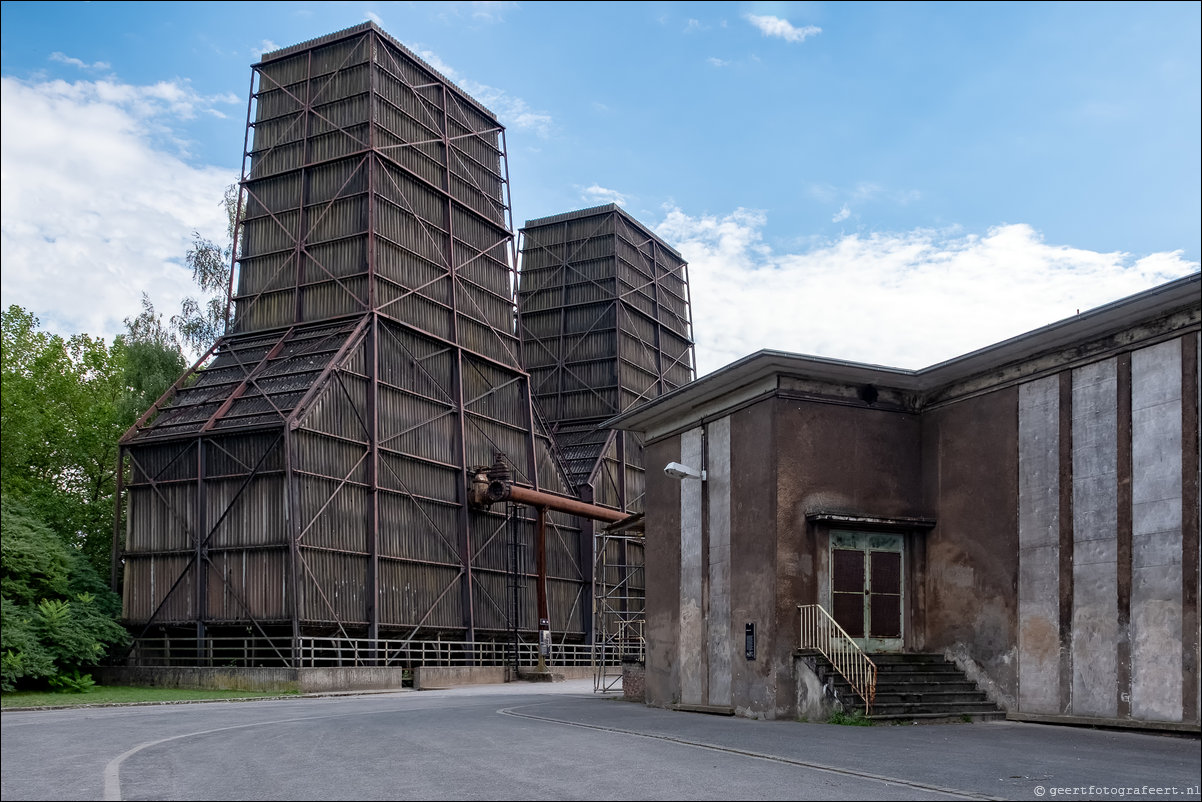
605,273,1200,730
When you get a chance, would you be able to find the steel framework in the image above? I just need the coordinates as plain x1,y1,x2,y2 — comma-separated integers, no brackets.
517,203,695,512
517,204,693,689
115,23,599,666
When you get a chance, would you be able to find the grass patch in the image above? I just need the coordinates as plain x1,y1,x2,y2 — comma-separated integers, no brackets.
1,685,296,709
827,708,874,726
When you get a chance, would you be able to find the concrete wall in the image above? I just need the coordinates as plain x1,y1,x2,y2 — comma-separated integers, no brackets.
1130,339,1184,721
644,436,684,709
922,387,1020,707
641,404,779,717
97,666,409,693
773,396,924,716
730,406,779,717
776,398,925,522
1013,333,1200,725
1017,375,1063,714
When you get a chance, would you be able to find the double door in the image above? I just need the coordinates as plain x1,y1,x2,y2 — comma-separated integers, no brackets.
830,530,904,652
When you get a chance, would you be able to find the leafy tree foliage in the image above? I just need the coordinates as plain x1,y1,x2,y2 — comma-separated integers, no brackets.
2,306,125,576
1,307,180,690
1,498,129,691
172,183,241,355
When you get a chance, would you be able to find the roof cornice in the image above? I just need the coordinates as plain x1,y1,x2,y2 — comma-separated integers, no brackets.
604,272,1201,433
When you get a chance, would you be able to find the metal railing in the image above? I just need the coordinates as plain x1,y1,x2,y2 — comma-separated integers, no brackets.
797,604,877,714
122,635,625,670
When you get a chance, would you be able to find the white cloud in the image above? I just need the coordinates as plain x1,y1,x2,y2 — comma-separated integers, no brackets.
415,47,553,137
582,185,628,206
49,52,111,72
252,40,280,59
832,204,851,223
655,207,1200,376
365,12,384,25
745,15,822,44
0,75,237,344
470,1,517,23
707,57,730,68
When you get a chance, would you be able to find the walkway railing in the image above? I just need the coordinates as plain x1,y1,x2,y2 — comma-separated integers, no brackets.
797,604,877,714
122,635,631,670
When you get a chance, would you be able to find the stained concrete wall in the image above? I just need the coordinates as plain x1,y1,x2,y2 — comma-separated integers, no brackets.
921,387,1020,705
706,416,733,708
642,404,779,717
1013,333,1200,726
1017,375,1062,714
678,427,705,706
1072,358,1120,718
729,406,779,717
644,436,683,709
1130,339,1183,721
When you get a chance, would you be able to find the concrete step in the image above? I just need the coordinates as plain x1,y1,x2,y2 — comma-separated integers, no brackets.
875,680,981,692
870,700,1005,716
805,652,1005,721
875,692,995,702
870,653,948,664
869,710,1008,724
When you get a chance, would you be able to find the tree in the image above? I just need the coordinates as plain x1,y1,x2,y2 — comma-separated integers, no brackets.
1,497,129,691
172,182,241,355
1,306,124,576
1,305,184,582
121,294,188,421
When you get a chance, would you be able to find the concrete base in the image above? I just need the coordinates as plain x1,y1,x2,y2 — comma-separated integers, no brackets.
96,666,408,694
622,661,645,702
97,664,599,694
671,703,735,716
793,653,842,722
1006,711,1202,735
413,666,508,690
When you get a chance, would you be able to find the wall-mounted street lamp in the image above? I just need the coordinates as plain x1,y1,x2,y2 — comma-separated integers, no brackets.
664,461,706,481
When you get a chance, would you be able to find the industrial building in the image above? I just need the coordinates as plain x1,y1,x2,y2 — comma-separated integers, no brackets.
112,23,690,679
517,205,696,684
607,273,1199,730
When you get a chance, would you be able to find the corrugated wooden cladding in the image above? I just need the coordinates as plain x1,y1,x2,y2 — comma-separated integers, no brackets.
117,23,603,663
517,203,695,512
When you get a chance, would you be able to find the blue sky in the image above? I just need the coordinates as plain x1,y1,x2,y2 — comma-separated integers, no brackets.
2,1,1199,375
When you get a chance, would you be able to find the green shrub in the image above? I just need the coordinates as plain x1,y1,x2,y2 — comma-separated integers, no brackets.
0,500,129,691
48,670,96,694
827,707,874,726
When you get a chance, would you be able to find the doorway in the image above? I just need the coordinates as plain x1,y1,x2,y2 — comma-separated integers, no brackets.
830,530,904,652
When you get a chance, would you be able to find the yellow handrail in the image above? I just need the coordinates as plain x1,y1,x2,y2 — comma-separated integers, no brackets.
797,604,877,715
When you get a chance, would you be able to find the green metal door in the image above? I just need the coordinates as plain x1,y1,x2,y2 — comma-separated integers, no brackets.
830,531,904,652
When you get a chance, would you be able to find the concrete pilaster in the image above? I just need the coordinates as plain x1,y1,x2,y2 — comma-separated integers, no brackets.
1131,339,1183,721
1018,376,1061,713
1071,358,1118,718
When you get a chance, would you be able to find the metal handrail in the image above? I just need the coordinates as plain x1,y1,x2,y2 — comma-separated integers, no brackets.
797,604,877,714
120,636,640,670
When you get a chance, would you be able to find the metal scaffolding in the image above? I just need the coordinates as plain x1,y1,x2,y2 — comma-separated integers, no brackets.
592,516,646,692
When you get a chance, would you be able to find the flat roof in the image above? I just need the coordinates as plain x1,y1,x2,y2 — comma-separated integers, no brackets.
604,271,1200,432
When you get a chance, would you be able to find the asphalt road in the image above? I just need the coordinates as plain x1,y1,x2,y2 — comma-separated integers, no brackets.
2,679,1199,801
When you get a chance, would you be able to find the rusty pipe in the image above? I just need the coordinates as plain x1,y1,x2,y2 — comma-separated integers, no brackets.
490,482,628,523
